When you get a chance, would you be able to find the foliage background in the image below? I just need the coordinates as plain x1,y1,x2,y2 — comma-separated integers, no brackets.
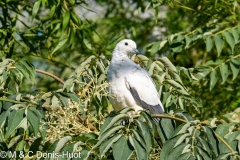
0,0,239,159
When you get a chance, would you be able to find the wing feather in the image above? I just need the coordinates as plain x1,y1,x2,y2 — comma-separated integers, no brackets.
125,66,165,115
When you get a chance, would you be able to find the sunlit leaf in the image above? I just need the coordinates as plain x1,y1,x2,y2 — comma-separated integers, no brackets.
51,33,68,54
129,135,148,160
100,134,122,158
5,110,25,138
134,119,152,153
210,70,218,90
151,41,160,55
99,113,129,137
206,36,214,52
113,136,134,160
27,109,40,136
222,31,235,53
230,28,239,44
214,35,224,56
219,63,229,83
31,0,41,21
230,58,240,80
62,11,70,31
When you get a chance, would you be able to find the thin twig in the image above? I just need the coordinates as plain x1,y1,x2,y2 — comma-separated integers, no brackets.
151,114,188,123
215,133,235,153
36,69,64,85
0,98,22,104
9,67,64,85
77,114,97,132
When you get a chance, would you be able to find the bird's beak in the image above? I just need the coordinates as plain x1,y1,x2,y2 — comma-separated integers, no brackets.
132,48,139,54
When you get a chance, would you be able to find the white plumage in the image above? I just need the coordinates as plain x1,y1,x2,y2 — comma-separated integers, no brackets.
107,39,164,119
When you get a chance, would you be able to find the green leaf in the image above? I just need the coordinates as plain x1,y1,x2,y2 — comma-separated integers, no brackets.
150,41,160,55
59,141,82,160
215,124,233,138
100,113,129,137
62,11,70,31
160,134,186,160
112,136,133,160
230,28,239,44
113,136,134,160
130,129,145,148
184,35,192,49
230,58,240,80
100,133,122,158
47,136,72,152
166,143,189,160
5,110,25,138
214,34,224,56
119,107,135,114
196,147,212,160
83,38,92,50
222,31,235,53
71,12,81,24
134,119,152,153
0,110,10,128
15,64,29,81
157,118,175,143
8,135,23,148
206,36,214,52
168,34,176,44
159,40,168,50
50,23,61,35
139,111,154,134
27,109,40,136
15,60,36,82
16,140,26,151
29,137,42,155
210,70,218,91
49,5,56,18
129,135,147,160
67,93,79,102
177,152,192,160
94,125,124,149
148,62,155,76
159,57,177,72
202,126,219,157
171,44,183,53
80,150,91,160
166,80,189,95
196,137,211,155
51,33,68,55
32,0,41,21
172,122,191,137
216,152,239,160
219,63,229,83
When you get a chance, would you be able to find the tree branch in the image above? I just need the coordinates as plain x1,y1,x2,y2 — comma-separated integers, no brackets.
0,98,22,104
35,69,64,85
9,67,65,85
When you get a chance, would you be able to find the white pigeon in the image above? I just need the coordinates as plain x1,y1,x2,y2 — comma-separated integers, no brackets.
107,39,164,122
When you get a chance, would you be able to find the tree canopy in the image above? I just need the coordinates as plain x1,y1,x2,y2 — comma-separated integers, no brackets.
0,0,240,159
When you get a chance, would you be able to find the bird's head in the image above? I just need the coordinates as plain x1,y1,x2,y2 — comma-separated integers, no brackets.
115,39,139,56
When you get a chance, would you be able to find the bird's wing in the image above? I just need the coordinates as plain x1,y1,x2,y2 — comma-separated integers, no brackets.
125,66,164,114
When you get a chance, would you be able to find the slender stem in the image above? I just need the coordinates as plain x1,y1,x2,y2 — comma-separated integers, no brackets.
151,114,188,123
0,98,22,104
77,114,98,132
215,133,235,153
35,69,64,85
191,127,198,155
9,67,64,85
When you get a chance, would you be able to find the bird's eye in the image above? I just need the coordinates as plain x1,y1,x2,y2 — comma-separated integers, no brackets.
125,42,128,46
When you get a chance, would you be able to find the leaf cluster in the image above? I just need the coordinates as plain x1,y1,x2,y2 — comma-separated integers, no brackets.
0,0,240,160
